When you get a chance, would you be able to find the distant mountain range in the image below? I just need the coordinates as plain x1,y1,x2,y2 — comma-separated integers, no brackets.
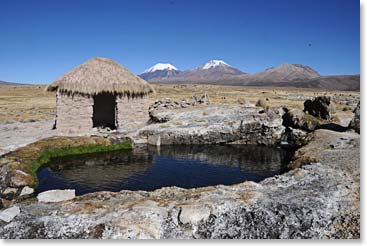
0,80,25,85
139,60,360,91
1,61,360,91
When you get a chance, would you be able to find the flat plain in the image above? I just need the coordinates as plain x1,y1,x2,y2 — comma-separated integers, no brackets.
0,84,359,124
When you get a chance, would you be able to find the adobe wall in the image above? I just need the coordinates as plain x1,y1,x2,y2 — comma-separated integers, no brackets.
116,95,150,132
56,90,93,134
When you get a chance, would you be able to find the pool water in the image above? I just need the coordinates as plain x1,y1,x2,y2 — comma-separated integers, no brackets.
36,145,294,196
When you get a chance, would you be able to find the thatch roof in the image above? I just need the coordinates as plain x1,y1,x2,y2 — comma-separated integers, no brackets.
47,57,154,96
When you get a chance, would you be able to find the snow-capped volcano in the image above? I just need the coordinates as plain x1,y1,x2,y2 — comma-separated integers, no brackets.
201,60,231,70
140,63,180,81
140,59,245,82
143,63,178,73
186,59,244,79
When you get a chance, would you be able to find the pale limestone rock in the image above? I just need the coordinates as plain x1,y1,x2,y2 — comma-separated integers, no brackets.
3,188,18,195
141,105,285,145
0,206,20,223
37,189,75,203
20,186,34,197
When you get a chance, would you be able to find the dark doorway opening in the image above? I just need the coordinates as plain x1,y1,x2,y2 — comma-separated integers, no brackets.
93,93,117,129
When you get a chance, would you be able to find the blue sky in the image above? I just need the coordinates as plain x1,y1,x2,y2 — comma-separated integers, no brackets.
0,0,360,84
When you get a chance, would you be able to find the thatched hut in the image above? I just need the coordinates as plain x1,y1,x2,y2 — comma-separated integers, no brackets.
47,57,154,133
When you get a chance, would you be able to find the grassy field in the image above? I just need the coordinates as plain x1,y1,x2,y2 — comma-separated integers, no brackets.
0,84,360,123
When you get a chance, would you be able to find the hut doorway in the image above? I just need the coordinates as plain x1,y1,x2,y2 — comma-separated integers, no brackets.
93,93,117,129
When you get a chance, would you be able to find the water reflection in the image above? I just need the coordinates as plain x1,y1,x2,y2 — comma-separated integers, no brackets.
37,145,293,195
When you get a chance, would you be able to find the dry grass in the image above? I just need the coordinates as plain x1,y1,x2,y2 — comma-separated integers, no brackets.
47,57,154,96
0,83,360,123
0,85,55,122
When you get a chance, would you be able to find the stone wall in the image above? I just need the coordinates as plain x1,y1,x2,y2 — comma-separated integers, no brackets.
116,95,150,132
56,90,93,134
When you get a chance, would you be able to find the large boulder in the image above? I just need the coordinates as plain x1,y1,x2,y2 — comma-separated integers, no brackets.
349,101,360,133
282,108,323,132
304,96,332,120
140,105,285,146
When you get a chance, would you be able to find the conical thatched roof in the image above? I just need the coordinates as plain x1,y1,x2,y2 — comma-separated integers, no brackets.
47,57,154,96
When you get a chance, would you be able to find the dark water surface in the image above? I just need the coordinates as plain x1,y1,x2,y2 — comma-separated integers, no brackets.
36,145,294,196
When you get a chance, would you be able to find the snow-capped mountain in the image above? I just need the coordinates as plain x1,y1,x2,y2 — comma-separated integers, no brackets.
138,60,359,90
181,60,245,80
140,63,180,81
141,59,245,82
201,60,230,70
143,63,178,73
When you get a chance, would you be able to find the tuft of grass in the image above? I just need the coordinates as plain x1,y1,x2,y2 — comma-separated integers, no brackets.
27,142,132,178
256,98,267,108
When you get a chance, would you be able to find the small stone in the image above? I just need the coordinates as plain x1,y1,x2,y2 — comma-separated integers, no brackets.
2,188,18,200
20,186,34,197
3,188,18,195
37,189,75,203
244,101,256,108
8,169,35,188
0,206,20,223
1,199,11,209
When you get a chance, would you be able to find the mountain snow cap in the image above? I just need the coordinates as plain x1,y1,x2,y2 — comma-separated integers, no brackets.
202,60,230,70
143,63,178,73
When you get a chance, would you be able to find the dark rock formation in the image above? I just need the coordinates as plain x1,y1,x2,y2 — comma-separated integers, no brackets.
349,101,360,133
303,96,331,120
282,108,322,132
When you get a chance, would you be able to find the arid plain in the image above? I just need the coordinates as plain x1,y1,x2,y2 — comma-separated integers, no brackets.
0,84,359,124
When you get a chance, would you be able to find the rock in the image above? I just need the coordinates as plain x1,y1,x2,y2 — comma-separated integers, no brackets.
243,101,256,108
141,105,285,146
0,206,20,223
282,108,322,132
1,188,18,200
37,190,75,203
0,199,11,209
19,186,34,197
281,127,309,147
304,96,331,120
0,129,360,239
349,101,360,133
149,94,210,123
7,169,35,188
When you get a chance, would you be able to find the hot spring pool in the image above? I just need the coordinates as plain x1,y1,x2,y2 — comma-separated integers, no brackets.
36,145,294,195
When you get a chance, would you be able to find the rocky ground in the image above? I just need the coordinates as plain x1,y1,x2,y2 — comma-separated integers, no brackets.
0,120,55,156
139,105,285,145
0,129,359,239
0,93,360,239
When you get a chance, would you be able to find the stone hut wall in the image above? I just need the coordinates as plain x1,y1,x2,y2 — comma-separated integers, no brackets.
56,90,93,134
116,95,150,132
